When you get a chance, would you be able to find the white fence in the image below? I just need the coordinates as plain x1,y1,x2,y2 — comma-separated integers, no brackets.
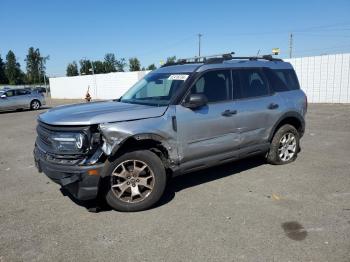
49,54,350,103
286,53,350,103
49,71,150,100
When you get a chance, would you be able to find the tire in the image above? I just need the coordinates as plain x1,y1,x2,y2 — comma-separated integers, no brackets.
30,100,41,110
267,124,300,165
104,150,167,212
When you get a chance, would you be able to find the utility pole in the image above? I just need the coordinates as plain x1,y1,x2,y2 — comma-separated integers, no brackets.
289,33,293,58
198,33,202,57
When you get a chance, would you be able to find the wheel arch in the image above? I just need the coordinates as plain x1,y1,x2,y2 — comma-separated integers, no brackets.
269,112,305,142
106,133,177,173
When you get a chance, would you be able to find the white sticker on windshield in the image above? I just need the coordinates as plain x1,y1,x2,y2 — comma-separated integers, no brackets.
168,74,189,81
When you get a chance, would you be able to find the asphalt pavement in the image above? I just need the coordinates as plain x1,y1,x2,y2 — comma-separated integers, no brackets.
0,101,349,261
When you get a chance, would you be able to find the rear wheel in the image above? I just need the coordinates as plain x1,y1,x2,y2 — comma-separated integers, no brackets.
267,124,300,165
105,150,167,212
30,100,41,110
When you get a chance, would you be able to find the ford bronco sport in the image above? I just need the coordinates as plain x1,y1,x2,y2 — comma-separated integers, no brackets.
34,53,307,212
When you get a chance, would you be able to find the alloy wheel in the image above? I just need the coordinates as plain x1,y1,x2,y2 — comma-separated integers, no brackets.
110,160,155,203
278,132,297,161
32,101,40,110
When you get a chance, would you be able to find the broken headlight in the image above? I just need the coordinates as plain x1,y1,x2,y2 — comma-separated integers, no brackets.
50,132,87,153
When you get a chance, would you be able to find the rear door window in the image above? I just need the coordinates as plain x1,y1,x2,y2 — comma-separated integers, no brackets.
238,69,270,99
16,89,30,96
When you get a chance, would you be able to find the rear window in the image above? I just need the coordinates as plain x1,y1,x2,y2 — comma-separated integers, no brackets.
271,69,300,92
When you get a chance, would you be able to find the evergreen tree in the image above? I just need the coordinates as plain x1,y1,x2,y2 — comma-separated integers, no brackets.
0,54,8,84
5,50,22,85
66,61,79,76
25,47,49,84
147,64,157,70
129,57,141,71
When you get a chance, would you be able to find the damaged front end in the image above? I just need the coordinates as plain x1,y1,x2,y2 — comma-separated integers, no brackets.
98,112,179,169
34,121,106,200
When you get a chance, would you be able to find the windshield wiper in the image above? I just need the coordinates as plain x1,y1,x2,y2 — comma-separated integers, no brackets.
113,96,122,102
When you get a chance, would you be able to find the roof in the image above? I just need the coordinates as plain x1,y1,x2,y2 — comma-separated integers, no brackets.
153,59,293,74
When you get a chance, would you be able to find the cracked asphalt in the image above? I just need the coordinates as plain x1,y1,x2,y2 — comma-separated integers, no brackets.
0,100,349,261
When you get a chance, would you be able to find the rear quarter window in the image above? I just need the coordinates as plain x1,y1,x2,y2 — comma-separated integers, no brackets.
270,69,300,92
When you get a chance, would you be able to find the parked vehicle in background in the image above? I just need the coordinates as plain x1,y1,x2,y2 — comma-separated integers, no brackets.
34,53,307,212
0,88,46,112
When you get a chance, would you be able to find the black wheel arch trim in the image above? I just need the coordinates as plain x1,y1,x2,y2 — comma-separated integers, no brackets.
268,111,305,141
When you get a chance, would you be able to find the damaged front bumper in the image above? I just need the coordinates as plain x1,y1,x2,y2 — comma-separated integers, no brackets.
34,145,104,200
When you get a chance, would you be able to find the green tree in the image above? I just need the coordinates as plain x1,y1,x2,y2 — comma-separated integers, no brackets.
129,57,141,71
0,54,8,84
166,56,177,65
79,59,93,75
103,53,127,73
25,47,49,84
92,60,106,74
5,50,23,85
104,53,117,73
116,58,126,72
66,61,79,76
147,64,157,70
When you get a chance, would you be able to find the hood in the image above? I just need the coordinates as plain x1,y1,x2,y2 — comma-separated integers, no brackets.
38,100,168,126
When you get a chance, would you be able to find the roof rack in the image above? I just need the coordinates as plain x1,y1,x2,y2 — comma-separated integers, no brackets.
229,55,283,62
161,52,235,67
161,52,283,67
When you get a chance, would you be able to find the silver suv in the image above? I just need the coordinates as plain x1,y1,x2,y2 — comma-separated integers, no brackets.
34,54,307,212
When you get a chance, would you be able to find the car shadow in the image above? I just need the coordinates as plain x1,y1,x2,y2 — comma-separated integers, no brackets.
64,155,266,213
154,155,266,209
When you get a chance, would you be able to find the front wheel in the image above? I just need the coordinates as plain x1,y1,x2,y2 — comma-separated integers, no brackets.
105,150,167,212
267,124,300,165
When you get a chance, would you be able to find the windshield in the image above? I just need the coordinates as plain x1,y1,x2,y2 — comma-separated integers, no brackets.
121,73,189,106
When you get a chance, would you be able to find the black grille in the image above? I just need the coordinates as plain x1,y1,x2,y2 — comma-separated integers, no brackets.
37,124,54,147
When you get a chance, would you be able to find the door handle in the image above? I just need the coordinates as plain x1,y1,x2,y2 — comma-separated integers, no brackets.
222,109,237,117
268,103,279,110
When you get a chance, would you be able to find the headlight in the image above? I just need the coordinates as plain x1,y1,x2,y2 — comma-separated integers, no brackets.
50,133,87,153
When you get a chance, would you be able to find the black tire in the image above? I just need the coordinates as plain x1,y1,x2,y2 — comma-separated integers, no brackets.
30,100,41,110
104,150,166,212
267,124,300,165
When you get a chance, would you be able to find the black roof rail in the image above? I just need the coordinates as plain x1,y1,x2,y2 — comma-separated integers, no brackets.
161,52,235,67
227,55,283,62
161,52,283,67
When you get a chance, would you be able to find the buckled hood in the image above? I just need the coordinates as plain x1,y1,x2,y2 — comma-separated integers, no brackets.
39,100,168,126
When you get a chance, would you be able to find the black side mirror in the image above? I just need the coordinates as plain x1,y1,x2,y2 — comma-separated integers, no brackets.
183,94,208,109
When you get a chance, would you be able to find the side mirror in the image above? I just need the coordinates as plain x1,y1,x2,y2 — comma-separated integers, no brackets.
0,94,6,99
183,94,208,109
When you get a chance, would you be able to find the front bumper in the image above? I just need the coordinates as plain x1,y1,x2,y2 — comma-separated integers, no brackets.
34,145,104,200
